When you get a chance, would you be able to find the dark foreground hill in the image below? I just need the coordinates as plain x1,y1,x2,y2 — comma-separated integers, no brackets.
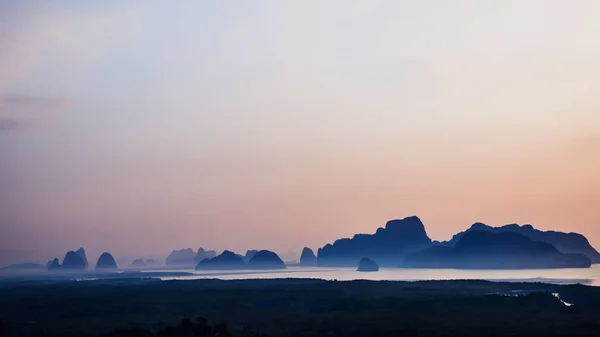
1,278,600,337
405,231,592,269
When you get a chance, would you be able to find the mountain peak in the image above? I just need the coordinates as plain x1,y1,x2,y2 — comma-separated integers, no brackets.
317,215,431,267
385,216,423,229
470,222,490,230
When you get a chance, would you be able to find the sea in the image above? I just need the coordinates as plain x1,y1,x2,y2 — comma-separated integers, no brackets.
155,264,600,286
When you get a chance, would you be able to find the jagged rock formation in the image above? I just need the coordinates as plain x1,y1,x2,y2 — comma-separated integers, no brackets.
405,230,592,269
166,248,217,267
95,252,118,270
195,250,246,270
357,257,379,272
165,248,197,267
247,250,286,270
317,216,432,267
446,223,600,263
76,247,88,269
243,250,259,263
61,251,87,270
299,247,317,266
47,258,61,271
130,258,145,267
194,248,217,263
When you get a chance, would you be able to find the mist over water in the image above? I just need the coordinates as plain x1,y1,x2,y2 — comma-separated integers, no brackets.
152,265,600,286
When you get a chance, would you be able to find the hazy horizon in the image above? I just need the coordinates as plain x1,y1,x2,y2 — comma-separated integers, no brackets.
1,1,600,267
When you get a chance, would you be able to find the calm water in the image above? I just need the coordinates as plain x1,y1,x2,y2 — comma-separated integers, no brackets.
156,264,600,286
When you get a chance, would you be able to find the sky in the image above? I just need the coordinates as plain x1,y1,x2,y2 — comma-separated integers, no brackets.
1,0,599,266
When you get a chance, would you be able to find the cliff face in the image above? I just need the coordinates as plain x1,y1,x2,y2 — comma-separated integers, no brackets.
317,216,432,267
299,247,317,266
76,248,88,269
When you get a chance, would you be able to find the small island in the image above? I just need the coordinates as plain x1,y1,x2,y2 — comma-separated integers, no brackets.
95,252,118,270
357,257,379,272
247,250,286,270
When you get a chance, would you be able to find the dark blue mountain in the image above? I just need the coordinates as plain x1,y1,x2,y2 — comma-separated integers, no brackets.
61,251,87,270
247,250,286,270
299,247,317,266
446,223,600,263
76,247,88,269
317,216,432,267
404,230,592,269
243,250,259,263
47,258,61,271
195,250,246,270
95,252,118,270
357,257,379,272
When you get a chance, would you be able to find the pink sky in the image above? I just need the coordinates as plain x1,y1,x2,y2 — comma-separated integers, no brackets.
1,1,599,266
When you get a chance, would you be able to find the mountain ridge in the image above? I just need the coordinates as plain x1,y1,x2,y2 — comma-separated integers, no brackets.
445,222,600,263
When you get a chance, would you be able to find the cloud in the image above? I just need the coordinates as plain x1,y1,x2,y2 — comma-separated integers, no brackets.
0,118,19,133
1,94,67,108
0,1,143,132
0,94,67,133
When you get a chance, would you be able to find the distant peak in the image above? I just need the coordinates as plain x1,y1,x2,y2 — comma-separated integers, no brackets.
385,216,423,228
503,223,521,230
221,250,236,256
470,222,489,230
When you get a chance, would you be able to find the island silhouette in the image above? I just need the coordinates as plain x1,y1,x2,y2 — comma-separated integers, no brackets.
4,216,597,273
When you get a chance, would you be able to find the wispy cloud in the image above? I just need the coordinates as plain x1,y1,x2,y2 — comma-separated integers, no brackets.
0,118,19,133
0,1,143,133
1,94,67,108
0,94,67,133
